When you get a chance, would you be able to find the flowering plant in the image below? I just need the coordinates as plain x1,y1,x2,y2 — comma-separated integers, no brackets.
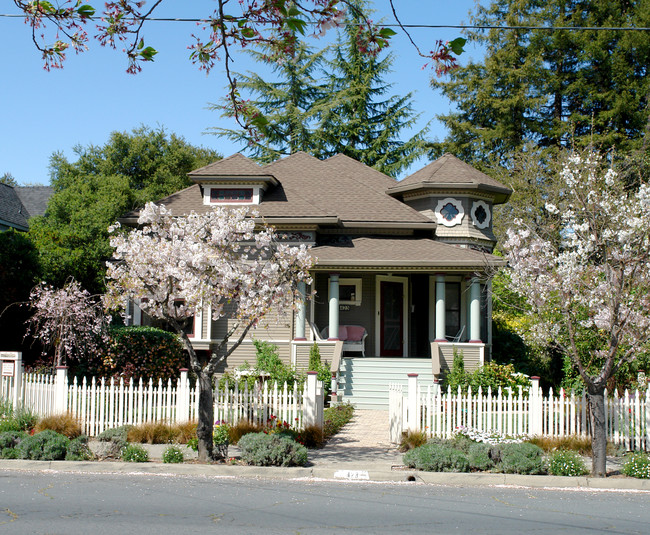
213,421,230,446
455,426,528,445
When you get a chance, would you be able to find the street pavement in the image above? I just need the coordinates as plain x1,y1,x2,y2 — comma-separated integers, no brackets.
0,409,648,491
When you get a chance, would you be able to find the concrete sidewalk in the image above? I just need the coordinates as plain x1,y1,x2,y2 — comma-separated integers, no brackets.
1,409,648,491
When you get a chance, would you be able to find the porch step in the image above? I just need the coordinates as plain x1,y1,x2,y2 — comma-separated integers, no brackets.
337,357,435,410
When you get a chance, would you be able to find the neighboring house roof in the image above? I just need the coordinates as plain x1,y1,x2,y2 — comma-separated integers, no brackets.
15,186,53,218
312,236,504,270
387,153,512,202
0,183,29,231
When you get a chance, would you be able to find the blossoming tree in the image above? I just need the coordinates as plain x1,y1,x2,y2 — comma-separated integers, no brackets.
502,153,650,476
105,202,314,461
26,279,109,368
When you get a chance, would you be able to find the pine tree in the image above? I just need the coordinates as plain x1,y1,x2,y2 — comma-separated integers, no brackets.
317,1,428,177
431,0,650,167
209,41,331,163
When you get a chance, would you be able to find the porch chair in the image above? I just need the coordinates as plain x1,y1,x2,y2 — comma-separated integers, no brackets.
445,325,465,343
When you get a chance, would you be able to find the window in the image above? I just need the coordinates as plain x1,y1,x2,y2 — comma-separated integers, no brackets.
330,278,362,306
435,197,464,227
471,200,491,229
210,188,253,203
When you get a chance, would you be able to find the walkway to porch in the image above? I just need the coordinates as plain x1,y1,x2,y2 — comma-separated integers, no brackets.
309,409,402,466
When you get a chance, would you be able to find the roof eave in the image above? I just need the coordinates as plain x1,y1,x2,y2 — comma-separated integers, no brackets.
387,182,512,204
190,175,279,187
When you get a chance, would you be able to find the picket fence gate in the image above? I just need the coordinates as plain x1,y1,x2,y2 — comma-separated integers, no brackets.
389,374,650,451
2,367,323,437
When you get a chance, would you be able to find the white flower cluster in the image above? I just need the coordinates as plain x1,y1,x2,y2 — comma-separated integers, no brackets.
455,426,528,445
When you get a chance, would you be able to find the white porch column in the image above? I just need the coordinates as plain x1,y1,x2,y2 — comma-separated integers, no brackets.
435,274,446,342
469,278,482,343
328,274,340,340
295,281,307,340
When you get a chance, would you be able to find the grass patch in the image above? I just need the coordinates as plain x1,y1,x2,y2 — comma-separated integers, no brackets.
399,430,428,452
35,413,82,439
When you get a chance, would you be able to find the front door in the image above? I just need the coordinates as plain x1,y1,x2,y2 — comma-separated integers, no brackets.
380,279,405,356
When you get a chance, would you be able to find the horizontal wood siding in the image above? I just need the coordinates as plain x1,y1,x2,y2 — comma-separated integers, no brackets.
215,340,292,374
294,341,336,370
438,343,482,373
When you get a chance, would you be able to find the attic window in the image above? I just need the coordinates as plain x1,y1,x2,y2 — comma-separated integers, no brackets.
440,203,459,222
434,197,464,227
210,188,253,203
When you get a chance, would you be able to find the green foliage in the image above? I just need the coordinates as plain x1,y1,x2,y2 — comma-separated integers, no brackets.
0,399,12,420
547,450,589,477
468,442,495,471
495,443,545,475
323,403,354,439
29,126,220,294
213,422,230,445
92,325,187,381
219,340,303,391
238,432,308,467
162,445,185,464
0,420,22,433
121,443,149,462
0,431,28,451
16,430,70,460
0,229,41,357
622,453,650,479
11,406,39,432
65,436,94,461
307,343,331,397
430,0,650,167
403,443,470,472
97,425,131,452
443,357,531,394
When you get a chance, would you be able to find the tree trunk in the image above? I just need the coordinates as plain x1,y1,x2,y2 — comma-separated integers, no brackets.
196,370,215,462
587,384,607,477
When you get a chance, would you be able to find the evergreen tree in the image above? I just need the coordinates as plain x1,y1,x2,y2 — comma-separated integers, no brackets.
431,0,650,167
213,2,427,177
317,1,428,177
209,42,331,163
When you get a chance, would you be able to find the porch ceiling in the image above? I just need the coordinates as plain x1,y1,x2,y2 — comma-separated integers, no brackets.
311,236,505,270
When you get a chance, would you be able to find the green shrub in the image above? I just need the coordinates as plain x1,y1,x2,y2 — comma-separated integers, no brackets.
121,443,149,462
403,443,470,472
0,430,28,450
323,403,354,439
65,436,94,461
468,442,495,471
308,343,331,397
238,432,308,467
443,355,531,394
547,449,589,476
12,407,39,432
622,453,650,479
0,399,13,419
16,430,70,460
496,442,545,475
1,447,19,459
97,425,131,444
95,326,187,382
0,420,22,433
162,445,185,464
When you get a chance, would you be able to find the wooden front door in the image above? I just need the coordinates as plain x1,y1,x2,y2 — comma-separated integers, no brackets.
380,280,404,356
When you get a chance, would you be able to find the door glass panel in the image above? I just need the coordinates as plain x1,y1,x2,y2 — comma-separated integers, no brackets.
382,281,402,354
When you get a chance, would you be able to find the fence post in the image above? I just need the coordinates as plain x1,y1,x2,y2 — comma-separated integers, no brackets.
407,373,419,432
529,376,542,436
54,366,68,413
303,371,323,429
177,368,189,422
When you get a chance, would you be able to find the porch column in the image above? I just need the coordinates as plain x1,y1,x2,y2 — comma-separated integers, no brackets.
294,281,307,340
328,274,340,340
435,274,446,342
469,278,482,343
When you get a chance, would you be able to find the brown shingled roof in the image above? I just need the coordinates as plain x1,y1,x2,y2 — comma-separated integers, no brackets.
312,237,504,269
387,153,511,203
188,153,272,178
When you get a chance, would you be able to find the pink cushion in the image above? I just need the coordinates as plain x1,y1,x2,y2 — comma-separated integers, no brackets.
336,326,348,340
346,325,365,341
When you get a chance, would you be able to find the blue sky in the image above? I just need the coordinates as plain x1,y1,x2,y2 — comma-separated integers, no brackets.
0,1,483,185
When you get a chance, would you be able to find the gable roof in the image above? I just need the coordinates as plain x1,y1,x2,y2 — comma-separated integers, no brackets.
387,153,511,203
15,186,53,218
0,183,29,230
189,153,276,180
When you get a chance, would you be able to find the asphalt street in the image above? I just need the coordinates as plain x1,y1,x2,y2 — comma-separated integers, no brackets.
1,470,648,534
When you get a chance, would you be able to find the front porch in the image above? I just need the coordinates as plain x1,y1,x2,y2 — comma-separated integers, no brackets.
291,271,490,383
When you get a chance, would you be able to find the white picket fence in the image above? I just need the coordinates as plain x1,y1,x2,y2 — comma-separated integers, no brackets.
2,367,323,437
389,374,650,451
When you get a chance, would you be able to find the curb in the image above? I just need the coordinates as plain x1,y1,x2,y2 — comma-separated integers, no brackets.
1,460,649,491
